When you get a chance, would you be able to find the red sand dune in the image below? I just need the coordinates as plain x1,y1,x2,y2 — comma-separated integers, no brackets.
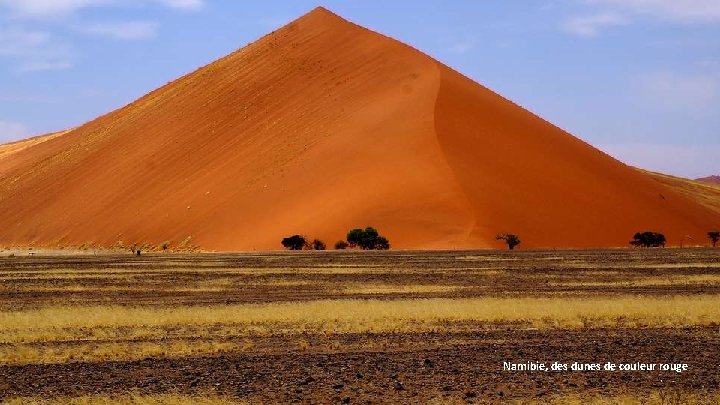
697,176,720,186
0,7,717,250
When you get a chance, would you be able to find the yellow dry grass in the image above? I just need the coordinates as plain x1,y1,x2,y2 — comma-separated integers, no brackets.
642,168,720,215
3,393,245,405
17,296,720,329
559,262,720,269
551,274,720,288
2,296,719,342
0,295,720,335
342,284,466,294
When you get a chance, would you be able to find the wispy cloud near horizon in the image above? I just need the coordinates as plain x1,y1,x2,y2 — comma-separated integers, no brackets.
563,0,720,37
588,0,720,23
79,21,159,40
563,12,627,37
0,0,203,72
0,0,204,18
0,27,73,72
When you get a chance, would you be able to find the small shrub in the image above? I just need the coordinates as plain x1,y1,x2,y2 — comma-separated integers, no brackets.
312,239,326,250
334,240,349,250
161,241,171,251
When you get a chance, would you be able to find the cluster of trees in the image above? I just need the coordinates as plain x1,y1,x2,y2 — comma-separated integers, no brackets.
494,229,720,250
344,227,390,250
629,231,720,248
281,235,327,251
281,227,390,251
283,228,720,251
630,231,666,248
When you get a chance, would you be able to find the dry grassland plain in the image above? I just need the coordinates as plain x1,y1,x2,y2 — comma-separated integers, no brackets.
1,249,719,403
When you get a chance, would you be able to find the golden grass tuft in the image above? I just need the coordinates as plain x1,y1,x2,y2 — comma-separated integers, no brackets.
2,295,719,364
3,296,720,335
551,274,720,288
342,284,466,294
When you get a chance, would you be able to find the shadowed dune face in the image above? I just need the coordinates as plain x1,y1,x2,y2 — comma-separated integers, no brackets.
433,67,719,247
0,7,717,250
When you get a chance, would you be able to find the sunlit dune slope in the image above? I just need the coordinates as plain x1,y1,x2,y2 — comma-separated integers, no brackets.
0,130,69,160
642,170,720,217
0,7,717,250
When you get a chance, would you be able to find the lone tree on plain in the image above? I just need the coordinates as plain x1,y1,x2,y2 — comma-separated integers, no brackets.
312,239,327,250
709,231,720,247
496,234,521,250
281,235,308,250
630,231,666,248
346,227,390,250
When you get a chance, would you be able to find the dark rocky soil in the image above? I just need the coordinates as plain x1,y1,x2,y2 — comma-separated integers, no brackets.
2,328,718,403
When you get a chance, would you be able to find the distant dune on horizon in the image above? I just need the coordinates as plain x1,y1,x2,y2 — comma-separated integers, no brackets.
696,175,720,186
0,7,717,251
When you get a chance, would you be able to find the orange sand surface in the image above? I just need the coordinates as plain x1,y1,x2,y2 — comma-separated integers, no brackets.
643,170,720,217
0,130,69,160
0,8,717,250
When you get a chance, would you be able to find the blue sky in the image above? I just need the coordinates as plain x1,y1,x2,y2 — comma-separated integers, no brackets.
0,0,718,178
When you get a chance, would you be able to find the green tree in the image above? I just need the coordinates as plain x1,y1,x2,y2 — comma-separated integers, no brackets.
346,227,390,250
496,234,521,250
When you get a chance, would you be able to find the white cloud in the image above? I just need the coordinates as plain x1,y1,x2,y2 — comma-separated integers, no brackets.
563,12,627,37
601,143,720,178
0,0,196,71
0,27,73,71
0,0,109,17
0,121,31,139
589,0,720,23
18,60,72,72
449,41,474,54
80,21,158,40
639,71,720,111
0,0,203,18
0,28,49,56
152,0,203,10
